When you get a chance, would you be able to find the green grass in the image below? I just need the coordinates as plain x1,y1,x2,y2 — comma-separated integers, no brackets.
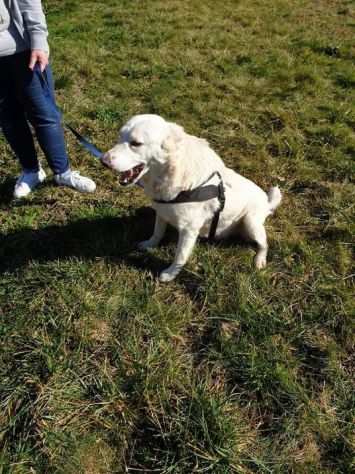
0,0,354,472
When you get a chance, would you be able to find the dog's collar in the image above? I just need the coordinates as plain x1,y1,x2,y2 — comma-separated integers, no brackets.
154,171,226,241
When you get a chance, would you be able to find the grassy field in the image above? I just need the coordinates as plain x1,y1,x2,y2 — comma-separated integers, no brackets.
0,0,354,472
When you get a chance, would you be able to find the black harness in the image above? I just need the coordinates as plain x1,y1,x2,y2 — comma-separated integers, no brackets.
154,171,226,242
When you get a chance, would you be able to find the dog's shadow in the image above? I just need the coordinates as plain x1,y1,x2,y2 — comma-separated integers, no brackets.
0,207,173,277
0,202,251,299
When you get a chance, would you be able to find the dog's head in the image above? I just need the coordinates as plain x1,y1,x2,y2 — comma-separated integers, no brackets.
102,114,184,186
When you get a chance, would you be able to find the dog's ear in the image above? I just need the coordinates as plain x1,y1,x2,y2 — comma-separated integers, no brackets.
161,123,185,153
152,122,190,200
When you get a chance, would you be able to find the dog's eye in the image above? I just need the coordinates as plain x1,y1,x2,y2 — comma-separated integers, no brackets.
130,140,143,147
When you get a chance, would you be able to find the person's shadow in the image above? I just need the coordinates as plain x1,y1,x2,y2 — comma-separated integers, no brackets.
0,176,15,206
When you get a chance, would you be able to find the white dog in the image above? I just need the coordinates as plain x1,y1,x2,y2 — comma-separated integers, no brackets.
102,114,281,282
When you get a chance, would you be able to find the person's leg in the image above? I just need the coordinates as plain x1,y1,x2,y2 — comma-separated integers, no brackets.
13,52,95,192
0,54,46,198
0,55,40,172
13,52,70,175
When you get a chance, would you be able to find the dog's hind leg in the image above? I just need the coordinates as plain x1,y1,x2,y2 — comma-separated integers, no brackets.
159,228,199,282
138,215,167,250
242,215,268,269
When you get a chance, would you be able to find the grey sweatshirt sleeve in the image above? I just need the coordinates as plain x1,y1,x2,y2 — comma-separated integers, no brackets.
17,0,49,51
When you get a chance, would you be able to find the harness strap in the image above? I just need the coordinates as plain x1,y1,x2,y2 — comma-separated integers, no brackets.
208,172,226,242
154,172,218,204
154,171,226,242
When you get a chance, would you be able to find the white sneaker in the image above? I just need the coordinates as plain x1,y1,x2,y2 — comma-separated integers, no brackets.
54,169,96,193
13,168,46,198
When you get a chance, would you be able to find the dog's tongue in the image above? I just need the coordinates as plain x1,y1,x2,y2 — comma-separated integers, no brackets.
121,169,133,181
119,164,144,185
119,168,135,185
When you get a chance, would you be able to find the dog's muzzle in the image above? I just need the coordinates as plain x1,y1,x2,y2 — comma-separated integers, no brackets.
101,152,145,186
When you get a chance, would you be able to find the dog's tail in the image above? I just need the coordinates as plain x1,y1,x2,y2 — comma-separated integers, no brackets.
267,186,282,213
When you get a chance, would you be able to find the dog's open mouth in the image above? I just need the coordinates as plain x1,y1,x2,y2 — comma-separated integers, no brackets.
119,164,145,186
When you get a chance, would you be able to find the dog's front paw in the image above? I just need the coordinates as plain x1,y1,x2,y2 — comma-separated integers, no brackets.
138,239,157,251
255,255,267,269
159,272,176,282
159,267,179,282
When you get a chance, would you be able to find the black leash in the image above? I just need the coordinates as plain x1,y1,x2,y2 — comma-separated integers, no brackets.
65,123,103,159
154,171,226,242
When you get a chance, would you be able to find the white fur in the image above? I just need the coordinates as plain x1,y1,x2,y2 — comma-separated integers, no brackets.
102,114,282,281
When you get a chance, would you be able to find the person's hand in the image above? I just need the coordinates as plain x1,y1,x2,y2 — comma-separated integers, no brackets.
29,49,49,72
